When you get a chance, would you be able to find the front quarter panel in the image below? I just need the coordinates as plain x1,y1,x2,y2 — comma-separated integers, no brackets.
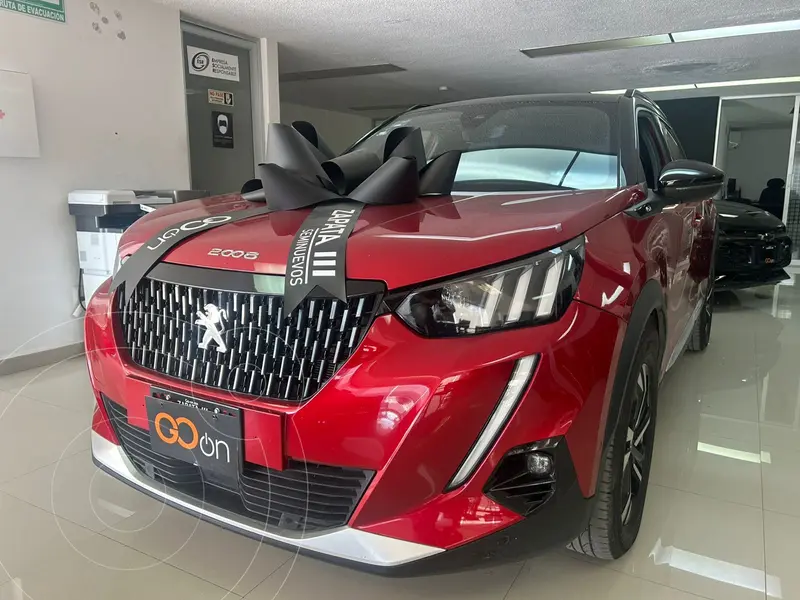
578,191,667,324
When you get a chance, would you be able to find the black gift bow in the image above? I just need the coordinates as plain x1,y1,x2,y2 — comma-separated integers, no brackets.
243,122,438,207
111,122,461,308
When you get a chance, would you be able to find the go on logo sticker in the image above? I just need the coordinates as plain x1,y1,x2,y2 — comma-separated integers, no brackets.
154,412,231,462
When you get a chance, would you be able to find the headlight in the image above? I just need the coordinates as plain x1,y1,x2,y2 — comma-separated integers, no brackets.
394,236,584,337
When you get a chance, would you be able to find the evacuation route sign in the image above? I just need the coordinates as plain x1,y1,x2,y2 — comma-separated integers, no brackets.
0,0,66,22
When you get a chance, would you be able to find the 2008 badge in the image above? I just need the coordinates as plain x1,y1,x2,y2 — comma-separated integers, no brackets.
208,248,259,259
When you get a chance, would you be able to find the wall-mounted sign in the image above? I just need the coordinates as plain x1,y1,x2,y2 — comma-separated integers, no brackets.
208,89,234,107
0,0,66,23
212,111,234,149
0,70,40,158
187,46,240,82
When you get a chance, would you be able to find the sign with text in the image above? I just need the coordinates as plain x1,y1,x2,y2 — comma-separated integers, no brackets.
212,111,234,149
0,0,65,23
187,46,240,82
208,89,234,107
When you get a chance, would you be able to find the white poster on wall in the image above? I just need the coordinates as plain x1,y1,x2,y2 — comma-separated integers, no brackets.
186,46,240,82
0,70,40,158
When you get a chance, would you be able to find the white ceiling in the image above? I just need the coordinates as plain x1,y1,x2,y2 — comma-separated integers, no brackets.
157,0,800,116
723,96,796,128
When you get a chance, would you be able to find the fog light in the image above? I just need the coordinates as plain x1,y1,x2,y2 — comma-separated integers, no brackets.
526,453,553,476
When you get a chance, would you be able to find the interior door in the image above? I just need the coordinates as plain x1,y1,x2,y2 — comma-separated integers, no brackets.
183,30,255,196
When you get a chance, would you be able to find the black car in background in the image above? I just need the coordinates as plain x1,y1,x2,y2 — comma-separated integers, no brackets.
715,199,792,290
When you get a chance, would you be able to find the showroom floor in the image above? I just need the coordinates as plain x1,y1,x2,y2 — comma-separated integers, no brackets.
1,274,800,600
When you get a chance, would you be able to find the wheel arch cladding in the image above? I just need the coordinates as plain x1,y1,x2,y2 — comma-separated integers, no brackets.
601,278,665,470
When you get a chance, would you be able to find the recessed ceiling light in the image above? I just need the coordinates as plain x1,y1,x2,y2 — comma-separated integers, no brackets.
696,75,800,88
521,35,670,58
638,84,698,92
522,18,800,60
592,75,800,94
672,19,800,42
438,85,449,91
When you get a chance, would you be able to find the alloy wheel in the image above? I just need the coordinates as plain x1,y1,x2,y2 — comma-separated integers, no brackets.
621,363,651,525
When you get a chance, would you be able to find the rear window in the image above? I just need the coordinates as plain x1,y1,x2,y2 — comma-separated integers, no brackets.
352,99,620,192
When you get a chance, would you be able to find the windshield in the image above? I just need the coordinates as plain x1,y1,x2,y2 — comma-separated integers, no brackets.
351,98,621,192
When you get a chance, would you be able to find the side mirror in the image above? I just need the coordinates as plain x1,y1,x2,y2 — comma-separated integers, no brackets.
658,160,724,203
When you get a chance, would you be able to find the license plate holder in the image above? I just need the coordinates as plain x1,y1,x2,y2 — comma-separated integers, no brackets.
146,389,242,489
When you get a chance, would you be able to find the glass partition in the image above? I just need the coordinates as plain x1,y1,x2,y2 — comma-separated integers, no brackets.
784,95,800,261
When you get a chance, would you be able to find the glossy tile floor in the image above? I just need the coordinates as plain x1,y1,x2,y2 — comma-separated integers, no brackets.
2,272,800,599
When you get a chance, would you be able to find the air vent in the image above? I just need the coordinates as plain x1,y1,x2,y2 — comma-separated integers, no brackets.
280,64,405,83
647,61,719,74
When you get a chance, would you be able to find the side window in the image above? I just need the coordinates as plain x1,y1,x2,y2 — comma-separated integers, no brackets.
660,121,685,161
637,113,667,190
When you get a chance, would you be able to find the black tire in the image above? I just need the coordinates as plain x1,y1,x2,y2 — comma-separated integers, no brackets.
688,282,714,353
567,324,659,559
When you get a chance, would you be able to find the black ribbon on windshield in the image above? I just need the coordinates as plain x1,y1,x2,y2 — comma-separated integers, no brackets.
111,121,461,313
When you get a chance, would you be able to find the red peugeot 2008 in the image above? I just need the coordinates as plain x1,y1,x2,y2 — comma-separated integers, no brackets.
86,91,721,572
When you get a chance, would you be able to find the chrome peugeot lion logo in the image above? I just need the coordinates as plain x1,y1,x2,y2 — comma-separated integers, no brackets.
195,304,228,353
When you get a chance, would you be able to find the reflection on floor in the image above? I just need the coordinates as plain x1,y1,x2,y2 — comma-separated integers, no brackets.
2,271,800,599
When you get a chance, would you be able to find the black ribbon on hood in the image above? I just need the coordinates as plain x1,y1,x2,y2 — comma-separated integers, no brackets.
111,122,460,314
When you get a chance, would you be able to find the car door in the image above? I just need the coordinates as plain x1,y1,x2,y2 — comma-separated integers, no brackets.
637,110,695,355
659,119,715,302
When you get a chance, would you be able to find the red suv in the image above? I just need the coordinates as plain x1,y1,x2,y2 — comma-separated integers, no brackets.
86,91,721,572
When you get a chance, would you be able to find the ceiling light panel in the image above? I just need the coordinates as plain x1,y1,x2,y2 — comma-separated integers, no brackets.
593,75,800,94
638,84,698,92
520,35,671,59
672,19,800,42
696,75,800,88
522,19,800,61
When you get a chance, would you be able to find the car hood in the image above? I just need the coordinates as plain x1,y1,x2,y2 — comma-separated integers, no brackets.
119,188,636,290
717,199,785,234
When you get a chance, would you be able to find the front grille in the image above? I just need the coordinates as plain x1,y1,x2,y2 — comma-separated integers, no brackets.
115,265,381,402
718,236,792,272
103,395,374,532
718,240,753,270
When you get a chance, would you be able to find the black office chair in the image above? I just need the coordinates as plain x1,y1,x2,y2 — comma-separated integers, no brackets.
759,178,786,219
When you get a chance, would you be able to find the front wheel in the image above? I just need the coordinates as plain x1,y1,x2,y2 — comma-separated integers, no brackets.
567,326,659,559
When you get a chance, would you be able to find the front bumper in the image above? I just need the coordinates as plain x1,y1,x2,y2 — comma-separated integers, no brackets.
91,431,443,568
93,428,592,573
715,233,792,290
86,277,624,570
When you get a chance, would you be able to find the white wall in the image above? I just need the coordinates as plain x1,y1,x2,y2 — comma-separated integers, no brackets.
725,127,792,201
0,0,190,359
280,103,373,155
714,105,729,172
